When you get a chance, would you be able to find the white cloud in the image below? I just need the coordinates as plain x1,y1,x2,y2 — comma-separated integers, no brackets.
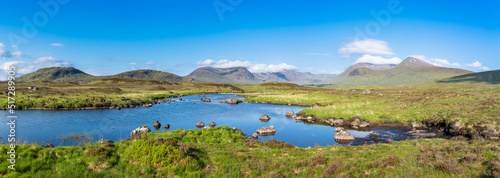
145,61,155,65
0,57,71,76
338,39,394,57
129,62,137,65
196,59,216,66
479,67,491,71
355,54,402,65
409,55,461,67
50,43,64,47
195,59,297,73
304,53,330,56
466,61,490,71
248,63,297,73
466,61,482,68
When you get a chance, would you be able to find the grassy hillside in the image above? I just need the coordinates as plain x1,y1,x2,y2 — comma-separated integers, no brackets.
106,69,201,83
437,69,500,84
17,67,99,83
332,57,473,87
16,67,201,84
186,67,261,84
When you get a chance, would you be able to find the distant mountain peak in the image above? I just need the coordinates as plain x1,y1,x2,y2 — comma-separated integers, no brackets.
397,57,434,69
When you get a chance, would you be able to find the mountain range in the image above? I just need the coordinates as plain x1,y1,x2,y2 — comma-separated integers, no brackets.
186,67,337,85
17,67,202,84
331,57,473,86
15,57,493,86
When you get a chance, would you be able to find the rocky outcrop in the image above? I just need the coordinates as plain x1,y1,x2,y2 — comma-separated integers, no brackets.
130,125,151,138
196,122,204,128
259,115,271,122
256,126,276,136
252,133,258,138
335,127,344,132
285,112,294,118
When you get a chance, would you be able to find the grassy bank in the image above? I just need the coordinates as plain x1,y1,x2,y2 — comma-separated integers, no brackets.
239,83,500,133
0,79,243,109
1,127,499,177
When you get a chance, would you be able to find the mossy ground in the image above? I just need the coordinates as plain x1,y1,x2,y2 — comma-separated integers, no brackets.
239,82,500,131
1,127,499,177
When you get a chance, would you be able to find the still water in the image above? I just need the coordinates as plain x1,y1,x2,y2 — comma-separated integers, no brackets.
0,94,404,147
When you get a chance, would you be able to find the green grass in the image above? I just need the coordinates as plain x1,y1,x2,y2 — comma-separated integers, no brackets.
0,81,243,109
1,127,499,177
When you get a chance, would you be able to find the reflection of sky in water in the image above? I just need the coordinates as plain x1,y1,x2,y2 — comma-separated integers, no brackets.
1,94,383,148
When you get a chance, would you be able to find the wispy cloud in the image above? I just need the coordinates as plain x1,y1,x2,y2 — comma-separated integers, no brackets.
196,59,297,73
50,43,65,47
145,61,155,65
355,54,402,65
129,62,137,65
338,39,394,57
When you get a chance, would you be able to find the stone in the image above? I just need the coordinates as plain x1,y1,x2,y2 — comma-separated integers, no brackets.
97,139,114,144
164,124,170,129
252,133,258,138
130,125,151,138
295,116,305,121
209,122,216,127
259,115,271,122
256,126,276,136
359,122,370,128
285,111,294,118
335,127,344,132
196,122,204,128
200,98,211,102
334,130,355,141
331,119,344,126
153,120,161,127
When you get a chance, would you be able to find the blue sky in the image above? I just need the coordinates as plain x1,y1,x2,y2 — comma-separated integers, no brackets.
0,0,499,77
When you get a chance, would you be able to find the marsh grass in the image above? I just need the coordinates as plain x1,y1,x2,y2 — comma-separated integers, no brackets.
1,127,499,177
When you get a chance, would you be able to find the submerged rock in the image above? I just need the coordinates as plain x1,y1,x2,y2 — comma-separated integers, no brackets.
130,125,151,138
256,126,276,136
259,115,271,122
285,111,294,118
196,122,205,128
